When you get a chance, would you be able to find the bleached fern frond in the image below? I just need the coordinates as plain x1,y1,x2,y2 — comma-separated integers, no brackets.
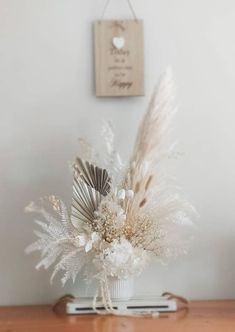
25,196,87,285
50,248,86,285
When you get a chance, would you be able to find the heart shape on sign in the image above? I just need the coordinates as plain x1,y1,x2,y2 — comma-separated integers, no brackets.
112,37,125,50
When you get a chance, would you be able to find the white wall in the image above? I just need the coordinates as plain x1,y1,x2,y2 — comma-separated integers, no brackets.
0,0,235,305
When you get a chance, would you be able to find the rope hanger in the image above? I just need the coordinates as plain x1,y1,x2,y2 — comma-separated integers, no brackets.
101,0,138,20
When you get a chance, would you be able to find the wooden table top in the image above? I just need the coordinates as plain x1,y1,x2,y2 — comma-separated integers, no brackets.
0,301,235,332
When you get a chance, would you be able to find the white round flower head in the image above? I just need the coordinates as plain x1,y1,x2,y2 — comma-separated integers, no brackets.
94,238,149,279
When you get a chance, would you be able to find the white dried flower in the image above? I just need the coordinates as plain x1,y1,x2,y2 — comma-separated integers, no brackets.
78,232,100,252
93,238,149,279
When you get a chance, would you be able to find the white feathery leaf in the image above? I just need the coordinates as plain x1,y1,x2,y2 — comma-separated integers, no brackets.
100,120,125,185
25,198,88,285
50,248,85,284
77,137,95,163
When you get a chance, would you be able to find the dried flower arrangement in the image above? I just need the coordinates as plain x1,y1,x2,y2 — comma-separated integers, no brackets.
25,69,195,312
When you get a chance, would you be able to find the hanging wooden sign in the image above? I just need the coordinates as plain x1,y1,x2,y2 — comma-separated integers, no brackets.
94,20,144,97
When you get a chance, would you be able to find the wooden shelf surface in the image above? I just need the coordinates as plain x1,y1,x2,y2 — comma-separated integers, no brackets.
0,301,235,332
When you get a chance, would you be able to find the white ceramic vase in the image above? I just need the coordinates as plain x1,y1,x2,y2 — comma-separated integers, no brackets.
108,277,134,300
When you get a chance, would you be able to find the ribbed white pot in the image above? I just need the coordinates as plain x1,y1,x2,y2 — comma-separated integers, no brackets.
108,277,134,300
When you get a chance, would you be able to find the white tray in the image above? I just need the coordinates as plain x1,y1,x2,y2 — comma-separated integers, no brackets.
66,296,177,314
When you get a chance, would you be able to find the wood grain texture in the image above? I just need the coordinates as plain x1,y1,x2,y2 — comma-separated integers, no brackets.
1,301,235,332
94,20,144,97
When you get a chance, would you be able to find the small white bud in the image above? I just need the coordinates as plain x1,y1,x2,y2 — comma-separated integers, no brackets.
126,190,134,199
117,189,126,200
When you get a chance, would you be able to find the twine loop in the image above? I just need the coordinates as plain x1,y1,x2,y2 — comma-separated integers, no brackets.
101,0,138,20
